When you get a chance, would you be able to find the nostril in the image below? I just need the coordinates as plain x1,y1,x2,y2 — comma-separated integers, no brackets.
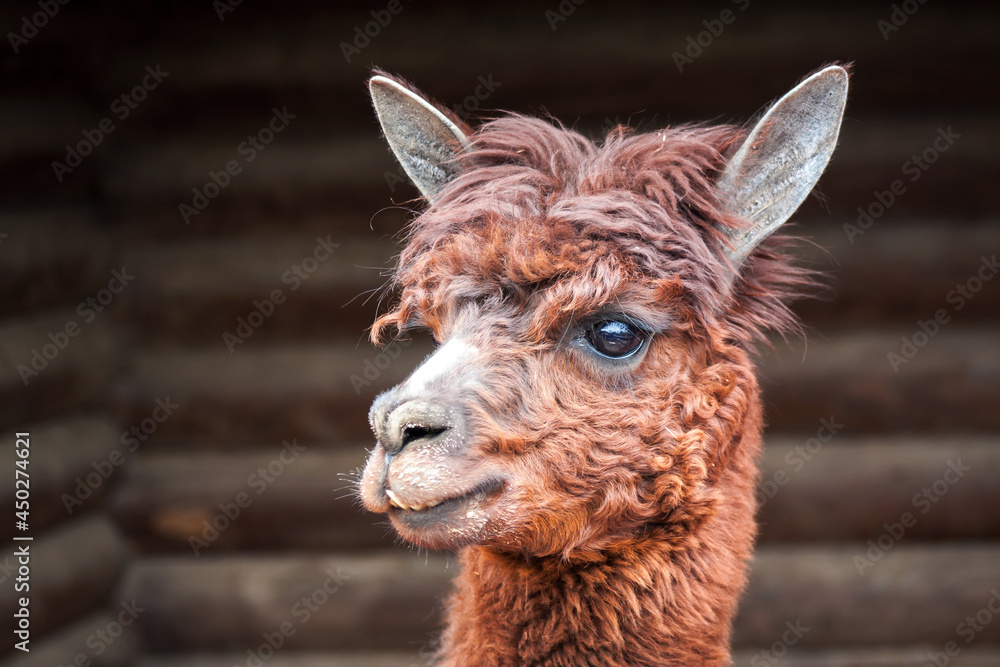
376,399,457,455
401,423,448,449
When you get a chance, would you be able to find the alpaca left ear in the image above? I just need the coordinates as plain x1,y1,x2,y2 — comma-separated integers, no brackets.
369,74,472,202
716,66,849,266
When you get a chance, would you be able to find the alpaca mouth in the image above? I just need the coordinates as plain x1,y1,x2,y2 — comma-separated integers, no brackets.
387,478,505,525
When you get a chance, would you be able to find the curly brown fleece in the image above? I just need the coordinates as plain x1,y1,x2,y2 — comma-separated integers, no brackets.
368,75,816,666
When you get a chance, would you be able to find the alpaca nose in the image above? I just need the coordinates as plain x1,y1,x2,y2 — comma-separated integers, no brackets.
370,396,453,456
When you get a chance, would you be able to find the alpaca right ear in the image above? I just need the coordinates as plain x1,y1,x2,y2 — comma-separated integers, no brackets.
715,65,849,267
369,74,471,202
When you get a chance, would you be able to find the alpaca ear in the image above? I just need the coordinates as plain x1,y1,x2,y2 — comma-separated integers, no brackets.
716,65,849,266
369,74,472,202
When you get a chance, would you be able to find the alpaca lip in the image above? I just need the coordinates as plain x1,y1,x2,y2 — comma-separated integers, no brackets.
387,478,504,519
385,488,445,512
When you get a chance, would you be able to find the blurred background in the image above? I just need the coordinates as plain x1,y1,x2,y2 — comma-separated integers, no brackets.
1,1,999,665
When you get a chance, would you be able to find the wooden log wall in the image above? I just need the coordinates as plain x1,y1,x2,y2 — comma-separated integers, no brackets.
0,6,135,659
2,1,999,665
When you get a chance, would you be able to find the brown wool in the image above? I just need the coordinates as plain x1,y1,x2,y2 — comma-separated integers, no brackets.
361,67,848,666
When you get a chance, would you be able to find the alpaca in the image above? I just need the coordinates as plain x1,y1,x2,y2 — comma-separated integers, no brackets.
360,66,848,666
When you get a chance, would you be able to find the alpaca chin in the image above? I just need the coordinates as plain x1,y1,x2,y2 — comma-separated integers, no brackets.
386,477,506,550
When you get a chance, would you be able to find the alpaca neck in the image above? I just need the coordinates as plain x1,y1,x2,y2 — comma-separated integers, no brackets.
437,370,763,666
438,497,755,667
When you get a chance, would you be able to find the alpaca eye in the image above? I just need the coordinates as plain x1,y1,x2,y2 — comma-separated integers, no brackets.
586,320,644,358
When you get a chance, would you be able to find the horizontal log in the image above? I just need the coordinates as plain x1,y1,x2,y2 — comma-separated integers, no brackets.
0,311,119,431
139,655,427,667
105,137,395,238
118,323,1000,446
87,6,1000,119
0,99,95,157
0,208,113,318
758,437,1000,542
119,236,389,343
0,99,100,201
0,514,129,647
733,648,1000,667
0,414,120,541
794,220,1000,326
114,341,427,447
123,545,1000,651
109,448,390,553
113,220,999,345
109,438,1000,553
123,553,451,653
105,115,998,239
736,545,1000,647
136,647,1000,667
6,7,1000,223
104,120,996,201
3,609,139,667
758,325,1000,433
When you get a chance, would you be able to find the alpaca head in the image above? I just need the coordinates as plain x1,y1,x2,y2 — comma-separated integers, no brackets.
360,68,848,558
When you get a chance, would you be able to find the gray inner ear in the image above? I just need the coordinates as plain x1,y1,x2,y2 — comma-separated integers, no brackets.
717,66,849,266
369,75,471,202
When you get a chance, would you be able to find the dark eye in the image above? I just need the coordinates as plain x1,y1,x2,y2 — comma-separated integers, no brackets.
585,320,644,359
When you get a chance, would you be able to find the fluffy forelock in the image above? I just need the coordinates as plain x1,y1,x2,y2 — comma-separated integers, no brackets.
374,111,817,348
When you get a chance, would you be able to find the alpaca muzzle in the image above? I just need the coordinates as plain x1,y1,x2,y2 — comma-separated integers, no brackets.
361,336,509,548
